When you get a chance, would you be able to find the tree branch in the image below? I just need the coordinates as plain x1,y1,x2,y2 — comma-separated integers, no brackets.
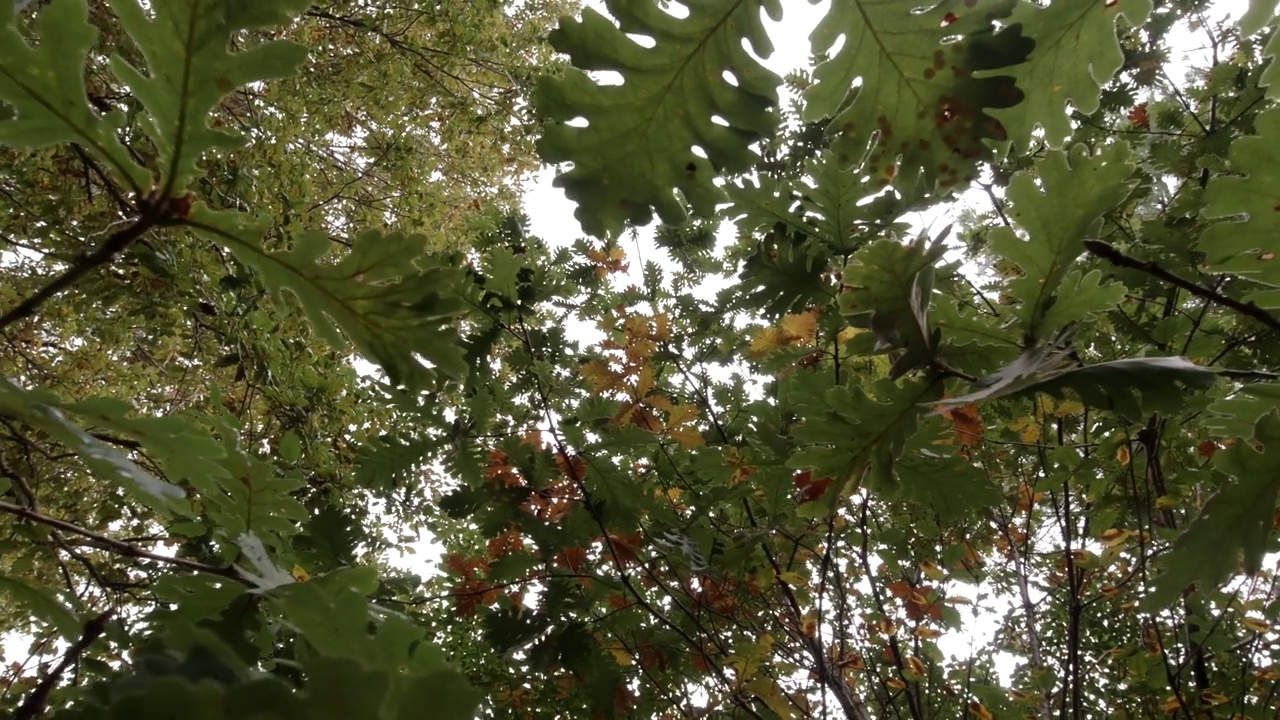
0,206,166,332
0,500,250,584
1083,240,1280,333
14,610,114,720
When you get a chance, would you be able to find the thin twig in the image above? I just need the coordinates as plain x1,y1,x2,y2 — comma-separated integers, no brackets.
1084,240,1280,333
0,206,166,332
0,501,250,584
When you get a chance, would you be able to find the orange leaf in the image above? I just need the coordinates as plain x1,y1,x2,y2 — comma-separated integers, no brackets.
554,546,589,573
944,403,984,446
606,531,643,567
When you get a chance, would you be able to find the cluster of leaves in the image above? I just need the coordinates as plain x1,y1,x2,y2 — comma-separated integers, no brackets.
0,0,568,717
4,0,1280,719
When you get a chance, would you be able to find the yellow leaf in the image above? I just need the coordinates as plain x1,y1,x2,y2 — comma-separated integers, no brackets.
1243,616,1271,633
290,564,310,582
1053,399,1085,417
780,310,819,343
749,326,791,357
1007,415,1042,443
837,326,861,345
1099,528,1130,548
743,678,797,720
903,656,927,679
1200,690,1229,706
915,627,944,639
778,571,807,587
920,560,946,582
667,403,700,427
668,426,706,449
608,645,633,666
579,359,622,394
635,364,655,398
646,393,674,413
886,678,907,690
969,701,993,720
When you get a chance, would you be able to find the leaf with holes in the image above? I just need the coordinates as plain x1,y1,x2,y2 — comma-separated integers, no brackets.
804,0,1030,190
535,0,782,237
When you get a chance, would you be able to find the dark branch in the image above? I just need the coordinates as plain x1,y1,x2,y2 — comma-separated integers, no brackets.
0,500,251,584
1084,240,1280,333
0,207,165,332
14,610,115,720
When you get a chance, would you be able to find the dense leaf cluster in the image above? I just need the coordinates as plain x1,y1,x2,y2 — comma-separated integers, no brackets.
2,0,1280,719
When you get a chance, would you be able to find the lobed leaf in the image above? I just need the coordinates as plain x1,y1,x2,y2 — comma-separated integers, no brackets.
1148,411,1280,606
0,377,193,516
983,0,1153,146
188,207,469,391
987,142,1136,339
108,0,310,193
932,331,1219,419
535,0,782,237
804,0,1030,189
1201,107,1280,294
0,0,147,190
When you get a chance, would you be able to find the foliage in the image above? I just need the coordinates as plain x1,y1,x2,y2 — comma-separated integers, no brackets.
3,0,1280,719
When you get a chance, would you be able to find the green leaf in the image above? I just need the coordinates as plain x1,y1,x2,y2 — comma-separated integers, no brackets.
1205,383,1280,438
984,0,1153,146
278,430,302,463
1201,107,1280,287
188,208,469,391
0,0,147,189
1239,0,1279,35
181,418,305,550
395,670,483,720
0,575,82,641
789,377,944,502
731,226,832,317
300,657,391,720
805,0,1030,189
933,331,1219,419
987,142,1136,339
235,533,296,590
0,378,192,516
535,0,782,237
839,233,950,376
108,0,309,193
1149,411,1280,606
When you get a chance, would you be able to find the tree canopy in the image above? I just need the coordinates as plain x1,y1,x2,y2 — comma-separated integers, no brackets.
3,0,1280,719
